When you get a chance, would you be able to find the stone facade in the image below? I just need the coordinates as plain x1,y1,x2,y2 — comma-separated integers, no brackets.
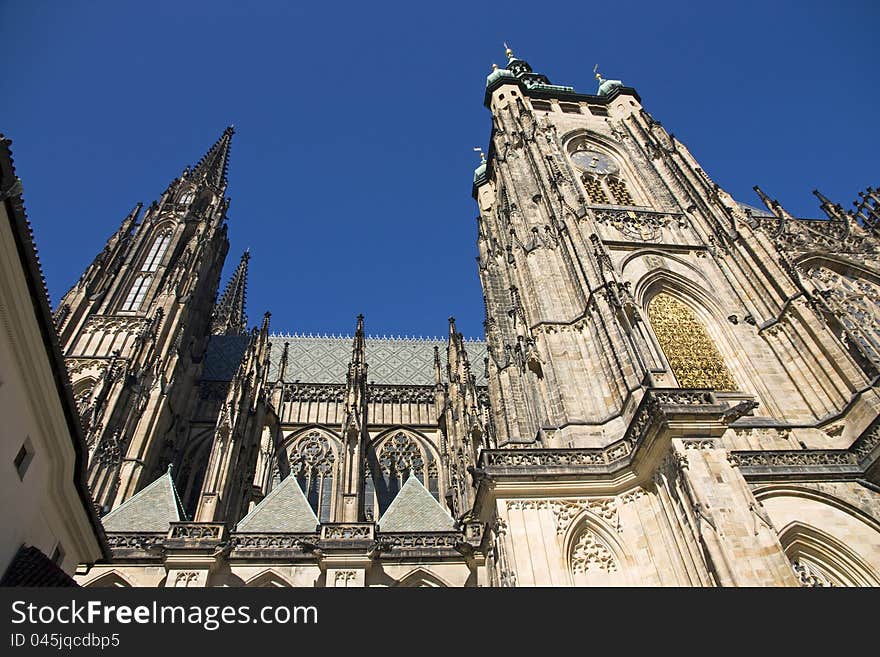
65,52,880,587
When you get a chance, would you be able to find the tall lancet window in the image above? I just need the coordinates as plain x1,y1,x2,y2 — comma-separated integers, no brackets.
121,275,152,312
647,293,737,390
120,230,172,312
289,431,335,523
143,230,172,272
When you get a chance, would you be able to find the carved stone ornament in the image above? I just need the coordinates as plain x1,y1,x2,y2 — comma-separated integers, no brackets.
570,529,618,574
593,208,686,242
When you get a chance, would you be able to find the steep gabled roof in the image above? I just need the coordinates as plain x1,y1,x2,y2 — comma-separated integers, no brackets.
378,475,455,533
101,469,184,533
235,475,319,533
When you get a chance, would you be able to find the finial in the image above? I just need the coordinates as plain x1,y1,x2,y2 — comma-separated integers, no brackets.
491,63,499,71
473,147,486,163
593,64,604,83
504,42,514,60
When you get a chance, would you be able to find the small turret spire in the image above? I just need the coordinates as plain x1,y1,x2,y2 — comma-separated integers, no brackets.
211,249,249,335
504,42,514,60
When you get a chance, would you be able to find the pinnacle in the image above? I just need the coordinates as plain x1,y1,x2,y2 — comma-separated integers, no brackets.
211,249,249,335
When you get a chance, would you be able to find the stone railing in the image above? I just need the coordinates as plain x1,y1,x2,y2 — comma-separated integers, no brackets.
731,414,880,478
230,533,319,551
166,522,226,544
320,523,374,542
283,383,346,403
480,388,724,472
368,385,436,405
377,532,464,550
106,532,166,553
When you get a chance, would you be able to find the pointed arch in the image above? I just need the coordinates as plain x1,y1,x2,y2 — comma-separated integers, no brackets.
634,268,744,392
778,521,880,587
284,427,340,523
245,569,293,588
563,510,634,587
365,427,441,519
561,129,647,207
755,485,880,586
177,425,215,519
84,571,132,588
395,568,451,588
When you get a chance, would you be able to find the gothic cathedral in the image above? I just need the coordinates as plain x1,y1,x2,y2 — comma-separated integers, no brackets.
63,50,880,587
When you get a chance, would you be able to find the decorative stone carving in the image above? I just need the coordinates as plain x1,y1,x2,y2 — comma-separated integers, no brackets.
379,532,463,549
321,524,374,541
807,266,880,370
791,559,835,587
334,570,357,585
168,522,224,541
570,529,618,574
106,533,165,552
174,571,199,587
593,208,686,242
289,431,335,476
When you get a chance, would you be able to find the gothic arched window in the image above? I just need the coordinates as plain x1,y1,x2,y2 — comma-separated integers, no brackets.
365,431,439,519
567,523,626,587
647,293,737,390
288,431,336,523
807,266,880,372
120,229,172,312
142,230,172,272
569,144,637,206
121,274,152,312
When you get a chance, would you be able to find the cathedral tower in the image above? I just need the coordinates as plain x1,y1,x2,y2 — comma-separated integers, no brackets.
470,47,880,586
55,128,236,512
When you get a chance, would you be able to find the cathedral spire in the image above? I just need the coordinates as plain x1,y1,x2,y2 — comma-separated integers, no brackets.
190,126,234,193
211,249,249,335
351,313,366,367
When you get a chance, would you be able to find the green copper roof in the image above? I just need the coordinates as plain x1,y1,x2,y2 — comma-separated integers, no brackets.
598,78,623,96
473,161,488,185
486,67,515,87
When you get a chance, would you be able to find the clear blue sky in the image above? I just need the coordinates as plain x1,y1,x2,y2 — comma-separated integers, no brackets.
3,1,878,339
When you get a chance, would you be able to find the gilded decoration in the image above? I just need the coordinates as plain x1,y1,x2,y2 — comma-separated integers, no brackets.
647,293,736,390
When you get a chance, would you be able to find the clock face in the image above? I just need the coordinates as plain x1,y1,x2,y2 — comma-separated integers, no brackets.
571,149,618,175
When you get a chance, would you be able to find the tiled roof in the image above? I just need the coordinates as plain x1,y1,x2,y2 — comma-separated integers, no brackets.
378,475,456,532
202,334,488,386
101,470,183,533
0,545,78,587
235,475,319,533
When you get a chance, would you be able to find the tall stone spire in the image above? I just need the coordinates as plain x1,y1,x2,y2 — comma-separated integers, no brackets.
337,314,368,522
211,249,249,335
190,126,234,193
